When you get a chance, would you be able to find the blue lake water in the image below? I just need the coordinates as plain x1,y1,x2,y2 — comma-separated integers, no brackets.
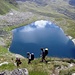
9,20,75,58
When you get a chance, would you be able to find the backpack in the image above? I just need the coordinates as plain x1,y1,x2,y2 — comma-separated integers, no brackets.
31,53,34,60
45,48,48,56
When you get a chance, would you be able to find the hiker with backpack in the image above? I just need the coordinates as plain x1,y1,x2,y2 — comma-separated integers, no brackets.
15,58,22,67
40,48,48,63
27,52,34,64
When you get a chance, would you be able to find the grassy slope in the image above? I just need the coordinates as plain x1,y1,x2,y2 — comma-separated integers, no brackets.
0,47,75,75
0,0,10,15
0,0,17,15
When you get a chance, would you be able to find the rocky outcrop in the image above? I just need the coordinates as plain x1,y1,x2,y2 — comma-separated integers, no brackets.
72,39,75,45
0,68,28,75
72,73,75,75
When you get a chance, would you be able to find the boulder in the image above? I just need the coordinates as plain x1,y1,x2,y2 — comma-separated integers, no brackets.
11,68,28,75
72,39,75,44
0,70,10,75
72,73,75,75
0,68,28,75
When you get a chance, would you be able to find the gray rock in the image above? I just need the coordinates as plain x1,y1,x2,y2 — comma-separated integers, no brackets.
0,68,28,75
72,73,75,75
0,70,10,75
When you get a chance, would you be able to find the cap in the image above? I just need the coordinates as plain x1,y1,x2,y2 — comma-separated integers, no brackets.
45,48,48,50
31,53,34,55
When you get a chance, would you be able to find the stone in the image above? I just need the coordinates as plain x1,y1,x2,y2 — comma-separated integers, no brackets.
0,68,28,75
72,73,75,75
11,68,28,75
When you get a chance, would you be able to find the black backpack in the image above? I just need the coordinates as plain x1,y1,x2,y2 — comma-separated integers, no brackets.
45,48,48,56
31,53,34,60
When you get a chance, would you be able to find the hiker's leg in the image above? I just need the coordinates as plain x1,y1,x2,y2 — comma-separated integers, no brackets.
17,62,19,67
43,55,46,62
42,55,45,62
42,57,43,62
44,56,47,63
28,59,31,64
28,59,30,64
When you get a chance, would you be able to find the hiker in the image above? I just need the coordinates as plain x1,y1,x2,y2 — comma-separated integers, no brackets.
40,48,46,62
27,52,34,64
40,48,48,63
15,58,22,67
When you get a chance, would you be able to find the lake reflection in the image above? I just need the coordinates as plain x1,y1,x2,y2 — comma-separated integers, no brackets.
9,20,75,58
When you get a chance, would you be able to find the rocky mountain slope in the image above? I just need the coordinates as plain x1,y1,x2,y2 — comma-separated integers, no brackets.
16,0,75,37
0,0,75,46
17,0,75,19
0,0,17,46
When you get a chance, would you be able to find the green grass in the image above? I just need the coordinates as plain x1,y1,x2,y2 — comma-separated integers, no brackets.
0,0,10,15
0,46,8,53
29,71,48,75
0,63,16,71
0,0,17,15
